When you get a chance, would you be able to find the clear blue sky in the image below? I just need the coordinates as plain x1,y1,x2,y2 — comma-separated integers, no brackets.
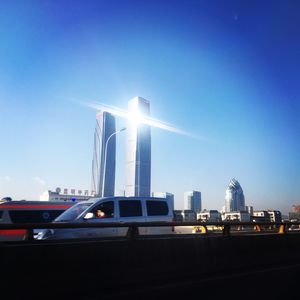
0,0,299,214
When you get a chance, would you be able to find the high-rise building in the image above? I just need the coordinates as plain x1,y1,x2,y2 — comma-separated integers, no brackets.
245,205,253,216
125,97,151,197
184,191,202,214
91,111,116,197
225,178,245,212
115,189,125,196
152,192,174,211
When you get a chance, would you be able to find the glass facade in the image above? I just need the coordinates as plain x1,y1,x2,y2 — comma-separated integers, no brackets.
91,111,116,197
184,191,202,214
125,97,151,197
225,178,245,212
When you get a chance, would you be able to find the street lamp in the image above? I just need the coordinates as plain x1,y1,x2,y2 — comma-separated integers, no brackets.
101,127,126,197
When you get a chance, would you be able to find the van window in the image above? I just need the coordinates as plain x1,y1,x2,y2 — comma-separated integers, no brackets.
146,201,168,216
0,211,3,219
93,201,114,218
55,203,92,222
8,210,65,223
119,200,142,217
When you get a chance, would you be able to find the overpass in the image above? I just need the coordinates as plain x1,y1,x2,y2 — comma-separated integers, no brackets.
1,222,300,299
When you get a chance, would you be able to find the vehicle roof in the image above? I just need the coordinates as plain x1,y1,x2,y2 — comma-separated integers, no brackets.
84,196,171,204
0,200,76,207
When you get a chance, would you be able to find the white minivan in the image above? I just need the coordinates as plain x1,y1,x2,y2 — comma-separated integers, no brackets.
37,197,174,240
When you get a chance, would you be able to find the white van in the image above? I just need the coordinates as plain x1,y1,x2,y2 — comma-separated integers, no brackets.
37,197,174,240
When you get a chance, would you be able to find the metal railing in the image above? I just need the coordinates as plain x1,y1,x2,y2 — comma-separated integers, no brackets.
1,221,300,241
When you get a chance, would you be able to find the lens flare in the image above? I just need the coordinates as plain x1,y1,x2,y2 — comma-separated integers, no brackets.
85,100,195,138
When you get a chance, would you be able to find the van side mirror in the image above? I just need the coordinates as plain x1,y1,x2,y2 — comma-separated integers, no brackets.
84,212,94,220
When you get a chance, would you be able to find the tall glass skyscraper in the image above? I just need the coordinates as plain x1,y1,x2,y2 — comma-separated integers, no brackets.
91,111,116,197
225,178,245,212
125,97,151,197
184,191,202,214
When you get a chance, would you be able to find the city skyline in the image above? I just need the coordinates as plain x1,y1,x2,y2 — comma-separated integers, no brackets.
0,1,299,215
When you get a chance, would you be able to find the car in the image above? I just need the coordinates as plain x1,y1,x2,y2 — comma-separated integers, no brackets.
0,201,76,241
288,224,300,231
37,196,174,240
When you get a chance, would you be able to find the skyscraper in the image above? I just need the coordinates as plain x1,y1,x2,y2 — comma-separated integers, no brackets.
125,96,151,197
91,111,116,197
225,178,245,212
184,191,202,214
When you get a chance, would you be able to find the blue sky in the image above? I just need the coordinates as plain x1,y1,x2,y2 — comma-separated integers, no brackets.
0,0,299,214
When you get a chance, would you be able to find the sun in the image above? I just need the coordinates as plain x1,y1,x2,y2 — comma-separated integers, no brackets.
86,100,192,137
127,109,145,126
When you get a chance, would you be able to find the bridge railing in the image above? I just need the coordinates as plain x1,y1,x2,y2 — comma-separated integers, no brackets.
0,221,300,241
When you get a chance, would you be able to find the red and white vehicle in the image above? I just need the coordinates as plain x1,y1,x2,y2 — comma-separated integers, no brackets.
0,201,76,241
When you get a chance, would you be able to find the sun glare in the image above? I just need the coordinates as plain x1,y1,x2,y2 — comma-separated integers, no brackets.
86,101,194,137
127,109,145,126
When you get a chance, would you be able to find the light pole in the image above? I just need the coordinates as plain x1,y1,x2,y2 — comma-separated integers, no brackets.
101,127,126,197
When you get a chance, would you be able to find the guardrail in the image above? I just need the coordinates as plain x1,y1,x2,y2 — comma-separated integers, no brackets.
1,221,300,241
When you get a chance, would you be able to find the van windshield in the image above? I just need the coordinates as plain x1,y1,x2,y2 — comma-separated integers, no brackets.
55,203,92,222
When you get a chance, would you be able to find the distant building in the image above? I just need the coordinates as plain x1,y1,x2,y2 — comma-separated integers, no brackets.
182,210,197,222
222,211,250,222
184,191,201,214
225,178,245,212
152,192,174,211
252,211,270,222
245,206,253,216
197,210,221,222
115,189,126,196
40,188,92,202
173,210,184,222
267,210,282,223
291,205,300,213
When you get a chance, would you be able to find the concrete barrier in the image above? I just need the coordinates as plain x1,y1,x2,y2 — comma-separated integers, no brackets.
1,233,300,299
